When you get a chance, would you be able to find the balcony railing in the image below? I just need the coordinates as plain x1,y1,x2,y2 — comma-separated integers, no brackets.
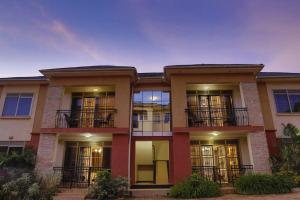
229,165,253,183
55,108,116,128
192,165,253,184
53,167,104,188
192,166,221,184
186,107,249,127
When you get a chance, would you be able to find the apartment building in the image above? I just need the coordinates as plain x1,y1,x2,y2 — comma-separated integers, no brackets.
0,64,299,188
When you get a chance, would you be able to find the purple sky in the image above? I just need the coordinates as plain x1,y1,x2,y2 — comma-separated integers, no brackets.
0,0,300,77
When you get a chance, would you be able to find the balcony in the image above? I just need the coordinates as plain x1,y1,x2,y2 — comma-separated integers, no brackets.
55,108,116,128
186,107,249,127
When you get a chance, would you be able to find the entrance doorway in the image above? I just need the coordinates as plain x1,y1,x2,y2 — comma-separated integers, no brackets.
135,141,169,185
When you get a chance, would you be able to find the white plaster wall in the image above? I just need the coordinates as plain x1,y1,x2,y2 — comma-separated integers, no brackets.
0,85,40,141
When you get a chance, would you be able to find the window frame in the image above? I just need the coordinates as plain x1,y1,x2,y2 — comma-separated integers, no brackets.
273,89,300,113
2,93,34,117
0,141,25,155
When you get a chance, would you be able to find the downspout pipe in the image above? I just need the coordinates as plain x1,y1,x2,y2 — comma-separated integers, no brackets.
127,82,134,191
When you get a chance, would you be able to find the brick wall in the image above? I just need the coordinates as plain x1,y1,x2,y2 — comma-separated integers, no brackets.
240,82,264,126
247,131,271,173
35,133,57,173
41,86,64,128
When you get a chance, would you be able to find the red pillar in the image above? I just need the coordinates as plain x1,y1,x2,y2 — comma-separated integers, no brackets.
265,130,279,157
171,132,191,183
26,133,40,153
111,134,129,178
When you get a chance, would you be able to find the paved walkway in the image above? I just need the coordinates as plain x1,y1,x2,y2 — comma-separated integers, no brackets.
131,188,300,200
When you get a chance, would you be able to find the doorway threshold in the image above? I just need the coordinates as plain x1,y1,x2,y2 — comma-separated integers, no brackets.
131,184,172,189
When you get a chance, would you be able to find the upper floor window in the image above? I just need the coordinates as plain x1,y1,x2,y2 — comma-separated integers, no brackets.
133,90,171,134
2,93,33,116
274,90,300,113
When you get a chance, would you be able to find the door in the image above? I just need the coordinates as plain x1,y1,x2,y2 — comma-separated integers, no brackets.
81,97,96,128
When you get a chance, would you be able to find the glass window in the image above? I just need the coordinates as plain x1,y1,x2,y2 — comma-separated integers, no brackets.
2,93,33,116
274,90,300,113
8,147,23,155
274,93,290,113
133,90,171,133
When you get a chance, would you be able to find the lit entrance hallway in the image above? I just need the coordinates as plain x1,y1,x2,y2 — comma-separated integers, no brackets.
135,141,170,186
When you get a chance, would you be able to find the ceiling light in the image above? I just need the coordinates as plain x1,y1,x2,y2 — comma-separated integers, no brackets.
84,133,92,138
209,131,221,136
93,88,99,92
204,86,209,90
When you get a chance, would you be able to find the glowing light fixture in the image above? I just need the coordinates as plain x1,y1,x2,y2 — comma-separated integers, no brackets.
209,131,221,136
84,133,92,138
93,88,99,92
204,86,209,90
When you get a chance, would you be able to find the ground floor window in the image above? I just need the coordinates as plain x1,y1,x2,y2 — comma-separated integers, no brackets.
190,139,240,183
0,141,25,155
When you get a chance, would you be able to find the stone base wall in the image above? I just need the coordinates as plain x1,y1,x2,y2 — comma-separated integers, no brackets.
35,133,57,174
248,131,271,173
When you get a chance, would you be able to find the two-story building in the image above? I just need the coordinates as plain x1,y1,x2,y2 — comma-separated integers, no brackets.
1,64,299,188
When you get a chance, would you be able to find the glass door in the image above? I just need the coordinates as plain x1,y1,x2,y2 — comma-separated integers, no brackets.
81,98,96,128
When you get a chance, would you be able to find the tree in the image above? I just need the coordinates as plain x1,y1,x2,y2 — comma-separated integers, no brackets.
270,123,300,175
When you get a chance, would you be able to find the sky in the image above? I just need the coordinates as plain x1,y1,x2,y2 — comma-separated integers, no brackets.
0,0,300,77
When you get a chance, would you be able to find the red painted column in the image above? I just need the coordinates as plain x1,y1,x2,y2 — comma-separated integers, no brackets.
171,132,192,184
26,133,40,153
265,130,279,157
111,134,129,178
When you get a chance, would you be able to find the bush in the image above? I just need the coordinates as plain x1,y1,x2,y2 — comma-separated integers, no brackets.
234,173,294,195
169,173,221,198
86,169,128,200
0,172,61,200
0,148,36,169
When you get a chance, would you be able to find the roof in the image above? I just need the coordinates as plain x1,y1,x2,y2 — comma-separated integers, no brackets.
164,64,264,69
40,65,135,72
0,76,46,81
138,72,164,78
258,72,300,78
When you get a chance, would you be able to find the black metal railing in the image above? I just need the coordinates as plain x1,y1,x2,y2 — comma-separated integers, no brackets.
192,165,253,184
228,165,253,183
53,167,104,188
186,107,249,127
55,108,116,128
192,166,221,184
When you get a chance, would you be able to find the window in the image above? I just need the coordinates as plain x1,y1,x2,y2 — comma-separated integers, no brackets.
164,113,171,123
2,93,33,116
133,90,171,134
0,141,25,155
139,110,148,120
274,90,300,113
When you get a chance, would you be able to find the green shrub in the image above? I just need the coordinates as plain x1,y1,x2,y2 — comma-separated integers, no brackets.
169,173,221,198
0,148,36,169
234,173,294,195
86,169,128,200
0,172,60,200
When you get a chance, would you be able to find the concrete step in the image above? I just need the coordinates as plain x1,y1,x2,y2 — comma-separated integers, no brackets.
130,188,170,197
221,186,235,194
54,188,87,200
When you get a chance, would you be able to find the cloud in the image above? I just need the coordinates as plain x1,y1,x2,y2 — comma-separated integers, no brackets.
0,1,105,63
